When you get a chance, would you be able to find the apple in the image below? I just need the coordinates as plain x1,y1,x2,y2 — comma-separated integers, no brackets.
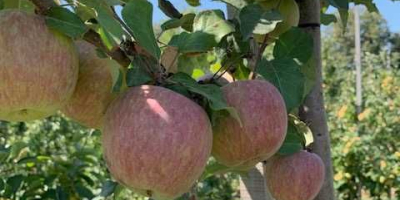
259,0,300,41
102,85,213,200
212,80,287,169
0,10,78,122
265,151,325,200
62,41,122,130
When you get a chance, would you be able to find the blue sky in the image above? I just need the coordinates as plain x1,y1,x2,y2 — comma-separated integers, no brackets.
149,0,400,32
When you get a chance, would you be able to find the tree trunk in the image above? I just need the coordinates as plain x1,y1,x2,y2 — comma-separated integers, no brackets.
297,0,336,200
239,163,271,200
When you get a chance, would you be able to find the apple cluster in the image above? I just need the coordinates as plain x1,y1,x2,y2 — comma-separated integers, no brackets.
0,10,324,200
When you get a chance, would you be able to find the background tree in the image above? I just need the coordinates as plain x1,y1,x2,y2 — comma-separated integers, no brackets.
323,9,400,200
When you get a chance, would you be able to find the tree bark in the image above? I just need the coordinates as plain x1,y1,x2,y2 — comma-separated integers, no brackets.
297,1,336,200
239,163,271,200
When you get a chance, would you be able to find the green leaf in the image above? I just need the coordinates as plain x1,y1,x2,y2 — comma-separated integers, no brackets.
167,73,241,124
177,53,210,76
200,159,250,180
75,184,94,199
169,32,217,53
256,58,305,112
161,18,181,31
200,162,231,180
193,10,235,43
159,0,182,18
164,84,192,98
218,22,250,54
328,0,349,9
274,28,313,63
105,0,124,5
100,180,118,197
98,26,115,50
239,4,281,40
45,6,88,39
216,0,248,9
352,0,378,12
186,0,200,6
126,60,153,87
113,185,126,198
6,175,24,195
0,179,4,192
55,186,68,200
233,62,250,80
277,120,304,155
321,13,337,25
0,146,9,162
111,68,124,93
161,13,196,31
0,0,4,10
122,0,161,59
10,141,27,159
338,8,349,30
95,5,124,48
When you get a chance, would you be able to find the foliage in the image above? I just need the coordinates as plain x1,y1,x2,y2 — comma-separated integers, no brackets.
323,10,400,200
0,0,395,199
0,115,109,199
0,116,238,199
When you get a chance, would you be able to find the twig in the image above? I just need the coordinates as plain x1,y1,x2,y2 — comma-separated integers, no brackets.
211,63,226,80
213,55,245,81
83,30,131,67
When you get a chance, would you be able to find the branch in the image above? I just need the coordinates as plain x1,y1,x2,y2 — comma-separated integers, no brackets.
83,30,131,67
30,0,132,67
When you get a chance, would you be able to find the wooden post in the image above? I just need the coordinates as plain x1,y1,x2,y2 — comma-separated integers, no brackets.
297,0,336,200
354,6,362,116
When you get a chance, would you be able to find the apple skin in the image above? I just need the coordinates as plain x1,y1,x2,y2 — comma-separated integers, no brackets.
212,80,287,169
0,10,79,122
62,41,121,130
102,85,213,200
265,151,325,200
258,0,300,41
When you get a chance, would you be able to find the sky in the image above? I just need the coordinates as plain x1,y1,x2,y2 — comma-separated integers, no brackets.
149,0,400,33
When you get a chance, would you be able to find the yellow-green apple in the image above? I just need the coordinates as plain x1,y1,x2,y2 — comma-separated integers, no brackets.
258,0,300,41
62,41,122,130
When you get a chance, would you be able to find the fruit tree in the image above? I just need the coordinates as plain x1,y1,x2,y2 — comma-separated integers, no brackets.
0,0,394,200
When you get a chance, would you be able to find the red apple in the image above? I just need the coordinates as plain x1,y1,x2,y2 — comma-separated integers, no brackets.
0,10,78,122
212,80,287,169
62,41,122,129
102,85,213,199
265,151,325,200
